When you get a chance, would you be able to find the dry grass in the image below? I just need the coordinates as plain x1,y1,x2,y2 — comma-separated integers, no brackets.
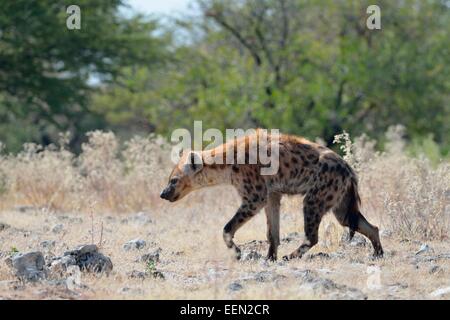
0,126,449,299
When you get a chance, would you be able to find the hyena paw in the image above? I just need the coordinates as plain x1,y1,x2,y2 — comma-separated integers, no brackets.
266,254,277,262
235,248,241,260
372,248,384,259
282,251,303,261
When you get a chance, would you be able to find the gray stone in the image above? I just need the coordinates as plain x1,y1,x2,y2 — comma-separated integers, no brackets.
50,244,113,274
123,239,146,251
429,265,442,274
252,271,285,283
40,240,56,249
282,232,302,243
13,205,36,213
119,287,145,295
49,255,77,275
341,232,367,247
228,282,243,292
11,251,47,282
296,269,367,300
430,287,450,298
127,270,147,280
150,270,165,280
243,250,262,261
136,248,161,264
52,224,64,234
0,222,10,231
415,243,431,255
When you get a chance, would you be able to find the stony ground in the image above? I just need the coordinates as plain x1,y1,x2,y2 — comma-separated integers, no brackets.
0,187,449,300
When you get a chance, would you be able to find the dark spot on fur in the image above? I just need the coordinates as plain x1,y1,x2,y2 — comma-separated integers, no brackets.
292,157,298,164
255,184,263,191
326,194,333,202
232,165,239,173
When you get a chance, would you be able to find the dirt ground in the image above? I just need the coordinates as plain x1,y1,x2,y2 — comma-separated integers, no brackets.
0,186,448,300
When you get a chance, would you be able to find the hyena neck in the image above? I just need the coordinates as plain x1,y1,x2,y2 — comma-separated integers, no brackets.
198,151,232,186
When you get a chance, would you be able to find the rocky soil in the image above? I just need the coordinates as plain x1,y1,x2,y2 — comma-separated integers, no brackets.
0,205,449,300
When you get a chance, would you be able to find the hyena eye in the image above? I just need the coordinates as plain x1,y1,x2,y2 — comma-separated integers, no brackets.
170,178,178,185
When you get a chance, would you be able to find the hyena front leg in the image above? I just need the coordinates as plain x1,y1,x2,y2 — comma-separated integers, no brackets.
223,200,266,260
283,198,325,261
265,193,281,261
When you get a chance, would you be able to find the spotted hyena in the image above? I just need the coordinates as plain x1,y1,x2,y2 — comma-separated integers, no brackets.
160,130,383,261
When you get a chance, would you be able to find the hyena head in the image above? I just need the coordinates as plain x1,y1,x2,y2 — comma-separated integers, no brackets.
160,151,203,202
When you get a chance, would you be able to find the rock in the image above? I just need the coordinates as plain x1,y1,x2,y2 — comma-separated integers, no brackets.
123,239,146,251
49,255,77,275
387,283,408,294
150,270,165,280
10,251,47,282
136,248,161,264
243,250,262,261
40,240,56,250
414,253,450,263
282,232,302,243
415,244,431,255
127,270,147,280
228,282,243,292
119,287,144,295
252,271,285,283
52,224,64,234
307,252,331,260
429,265,442,274
13,205,36,213
64,265,82,290
430,287,450,298
0,222,10,231
341,232,367,247
50,244,113,274
297,269,367,300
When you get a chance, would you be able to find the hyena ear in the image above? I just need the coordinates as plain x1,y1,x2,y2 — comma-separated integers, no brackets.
183,151,203,175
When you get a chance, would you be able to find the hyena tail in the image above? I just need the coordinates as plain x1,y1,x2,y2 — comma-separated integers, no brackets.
333,175,361,241
346,177,361,241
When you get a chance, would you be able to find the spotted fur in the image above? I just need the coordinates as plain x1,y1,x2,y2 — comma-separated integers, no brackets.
160,130,383,261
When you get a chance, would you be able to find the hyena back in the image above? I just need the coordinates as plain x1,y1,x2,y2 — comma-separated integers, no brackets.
160,130,383,261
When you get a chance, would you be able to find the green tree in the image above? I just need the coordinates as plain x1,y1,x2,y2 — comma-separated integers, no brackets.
91,0,450,152
0,0,167,151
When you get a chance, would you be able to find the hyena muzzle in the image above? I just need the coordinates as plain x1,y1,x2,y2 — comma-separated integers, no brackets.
160,130,383,261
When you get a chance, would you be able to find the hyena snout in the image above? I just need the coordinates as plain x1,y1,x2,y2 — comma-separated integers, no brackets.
160,186,176,201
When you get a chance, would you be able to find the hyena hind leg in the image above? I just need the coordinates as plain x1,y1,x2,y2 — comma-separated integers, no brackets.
333,209,384,257
283,202,324,261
